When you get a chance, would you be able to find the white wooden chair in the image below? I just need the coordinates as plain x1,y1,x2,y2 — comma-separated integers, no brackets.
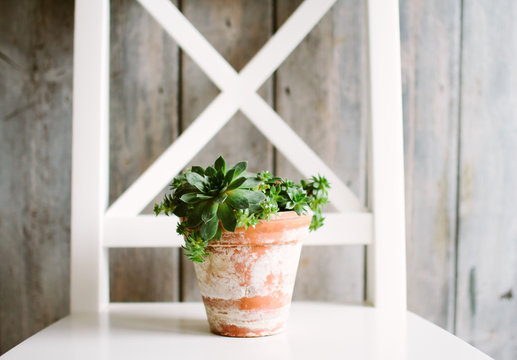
2,0,493,359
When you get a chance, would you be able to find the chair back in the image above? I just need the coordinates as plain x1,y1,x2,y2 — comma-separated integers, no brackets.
71,0,406,314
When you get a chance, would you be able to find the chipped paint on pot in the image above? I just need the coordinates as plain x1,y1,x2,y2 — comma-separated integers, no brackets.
194,211,311,337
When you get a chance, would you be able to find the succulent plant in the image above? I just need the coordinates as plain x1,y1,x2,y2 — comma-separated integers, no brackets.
154,156,330,262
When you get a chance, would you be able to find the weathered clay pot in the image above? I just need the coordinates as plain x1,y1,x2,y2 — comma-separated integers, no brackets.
193,211,311,337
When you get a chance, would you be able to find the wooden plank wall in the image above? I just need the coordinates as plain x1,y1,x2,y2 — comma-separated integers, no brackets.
0,0,515,358
455,1,517,358
0,0,74,353
109,0,180,302
399,0,462,331
275,0,367,303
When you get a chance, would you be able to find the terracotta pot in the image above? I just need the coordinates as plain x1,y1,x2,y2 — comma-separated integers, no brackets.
193,211,311,337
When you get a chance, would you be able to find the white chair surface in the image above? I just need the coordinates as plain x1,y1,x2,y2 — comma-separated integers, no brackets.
2,302,492,360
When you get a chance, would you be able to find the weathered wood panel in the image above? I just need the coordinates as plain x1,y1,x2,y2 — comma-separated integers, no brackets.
275,0,367,303
109,0,180,302
399,0,461,330
0,0,74,353
180,0,274,301
456,1,517,358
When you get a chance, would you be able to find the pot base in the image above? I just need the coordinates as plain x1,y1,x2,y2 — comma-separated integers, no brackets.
203,298,291,337
209,323,286,338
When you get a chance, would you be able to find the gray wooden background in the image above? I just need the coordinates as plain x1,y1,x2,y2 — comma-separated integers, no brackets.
0,0,515,358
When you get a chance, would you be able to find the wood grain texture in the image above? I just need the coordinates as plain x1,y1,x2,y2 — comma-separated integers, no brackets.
109,0,180,302
275,0,368,303
399,0,461,330
0,0,74,353
180,0,273,301
456,1,517,358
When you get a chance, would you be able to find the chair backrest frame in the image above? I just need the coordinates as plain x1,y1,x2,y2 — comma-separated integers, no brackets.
70,0,406,313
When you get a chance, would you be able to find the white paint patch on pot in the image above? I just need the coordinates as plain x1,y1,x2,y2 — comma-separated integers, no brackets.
194,242,302,300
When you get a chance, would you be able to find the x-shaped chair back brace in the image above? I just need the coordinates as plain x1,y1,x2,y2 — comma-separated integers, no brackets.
106,0,361,217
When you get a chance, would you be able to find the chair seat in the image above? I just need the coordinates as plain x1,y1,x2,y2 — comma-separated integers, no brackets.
2,302,492,359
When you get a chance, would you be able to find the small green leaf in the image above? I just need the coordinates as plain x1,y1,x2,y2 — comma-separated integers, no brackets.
202,202,219,222
235,208,259,228
214,225,222,240
231,161,247,178
182,232,208,262
223,169,235,185
180,193,201,204
215,193,228,203
173,202,189,217
241,177,262,189
191,166,205,176
185,172,206,192
186,202,206,228
226,189,250,209
216,168,225,183
200,215,219,240
196,194,213,200
214,156,226,174
170,176,185,189
257,171,272,181
218,202,236,232
293,205,306,216
249,203,262,213
246,190,266,205
205,166,217,178
247,190,266,212
227,177,246,190
176,221,188,236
